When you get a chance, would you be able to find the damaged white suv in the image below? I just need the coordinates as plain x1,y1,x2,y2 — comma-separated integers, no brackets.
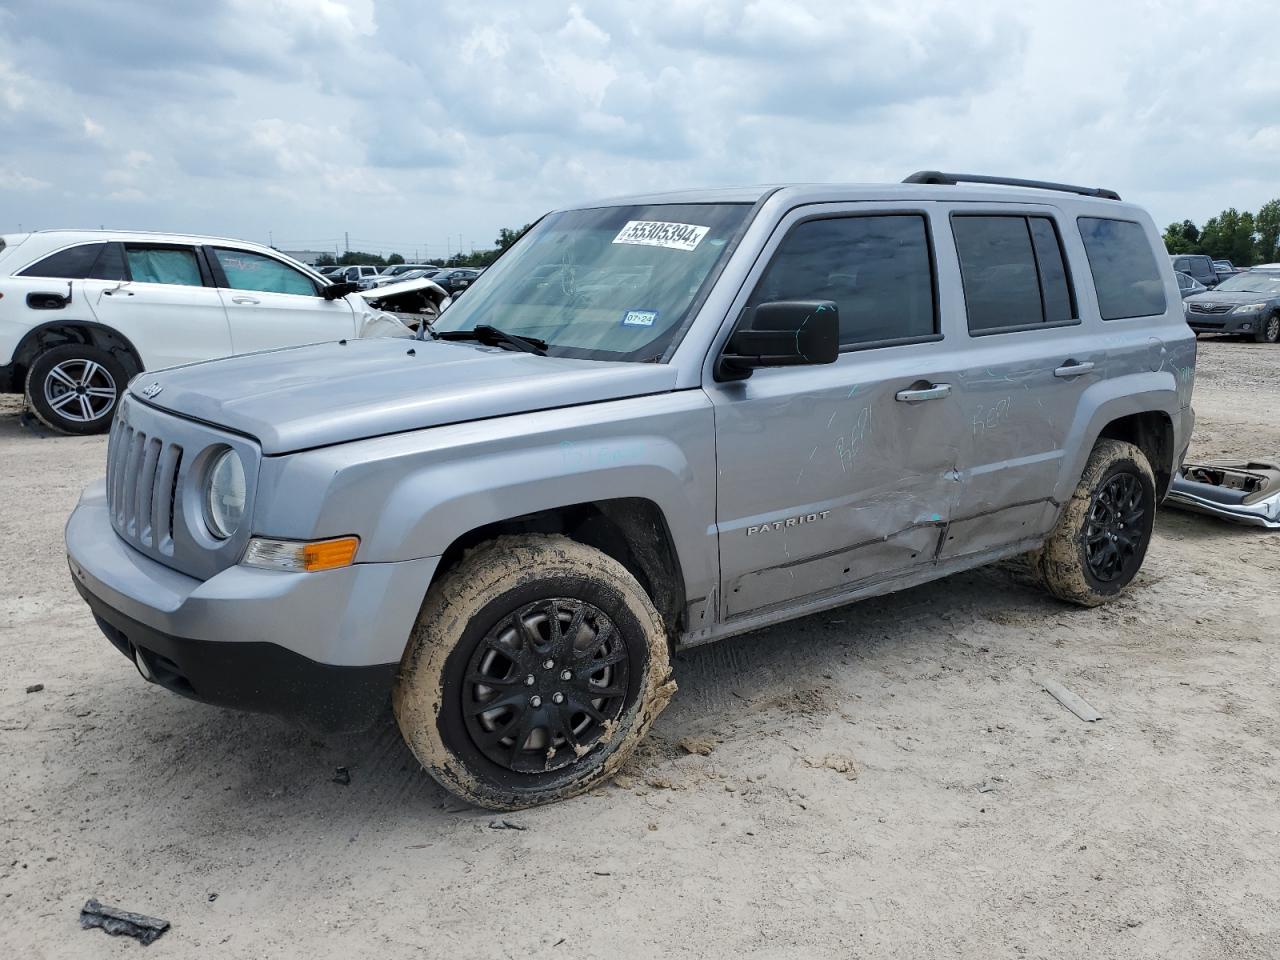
0,230,448,434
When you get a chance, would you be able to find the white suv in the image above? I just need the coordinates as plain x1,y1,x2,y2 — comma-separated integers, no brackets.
0,230,447,434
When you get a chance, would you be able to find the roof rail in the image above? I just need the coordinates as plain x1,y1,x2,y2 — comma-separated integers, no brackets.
903,170,1121,202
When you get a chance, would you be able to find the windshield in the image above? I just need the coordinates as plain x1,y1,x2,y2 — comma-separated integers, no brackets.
434,202,751,360
1215,271,1280,295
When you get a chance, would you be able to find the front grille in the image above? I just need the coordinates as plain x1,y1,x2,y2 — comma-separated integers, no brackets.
106,414,183,555
1189,302,1232,315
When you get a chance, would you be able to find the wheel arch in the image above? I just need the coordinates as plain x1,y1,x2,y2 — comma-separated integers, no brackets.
431,497,687,639
13,320,145,385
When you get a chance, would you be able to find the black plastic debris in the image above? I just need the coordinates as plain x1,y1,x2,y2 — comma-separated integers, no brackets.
489,820,527,831
26,683,44,694
332,766,351,785
80,899,170,946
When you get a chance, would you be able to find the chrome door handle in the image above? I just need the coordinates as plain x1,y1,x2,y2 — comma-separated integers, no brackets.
895,382,952,403
231,296,260,305
1054,360,1095,378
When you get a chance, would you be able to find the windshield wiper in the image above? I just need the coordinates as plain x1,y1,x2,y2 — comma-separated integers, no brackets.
437,324,548,356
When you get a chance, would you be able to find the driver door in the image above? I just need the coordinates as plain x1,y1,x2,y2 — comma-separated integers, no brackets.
707,204,969,621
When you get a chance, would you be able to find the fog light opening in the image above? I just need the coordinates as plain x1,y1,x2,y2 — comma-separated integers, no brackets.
134,646,155,682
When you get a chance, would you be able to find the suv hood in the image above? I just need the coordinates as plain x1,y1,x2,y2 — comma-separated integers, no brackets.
132,337,678,454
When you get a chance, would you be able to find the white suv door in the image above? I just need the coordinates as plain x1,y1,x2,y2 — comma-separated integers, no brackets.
85,242,233,370
206,246,356,354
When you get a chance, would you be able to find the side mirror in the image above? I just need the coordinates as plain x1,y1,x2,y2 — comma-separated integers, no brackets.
716,300,840,381
322,281,360,300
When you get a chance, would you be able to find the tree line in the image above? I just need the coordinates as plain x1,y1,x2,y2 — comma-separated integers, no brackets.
312,223,534,269
1164,200,1280,266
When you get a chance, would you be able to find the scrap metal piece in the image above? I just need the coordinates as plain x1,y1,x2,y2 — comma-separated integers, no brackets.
1166,459,1280,529
1041,679,1102,722
80,899,170,945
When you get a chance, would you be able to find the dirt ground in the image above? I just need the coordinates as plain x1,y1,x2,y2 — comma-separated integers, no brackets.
2,337,1278,959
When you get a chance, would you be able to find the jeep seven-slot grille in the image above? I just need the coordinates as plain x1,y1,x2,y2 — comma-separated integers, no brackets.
1189,302,1232,315
106,416,183,555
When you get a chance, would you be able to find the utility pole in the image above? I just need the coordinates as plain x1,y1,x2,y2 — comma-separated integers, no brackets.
268,230,273,248
344,231,349,255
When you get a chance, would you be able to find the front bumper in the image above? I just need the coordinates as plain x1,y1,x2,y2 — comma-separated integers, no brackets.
66,479,439,732
1185,310,1259,334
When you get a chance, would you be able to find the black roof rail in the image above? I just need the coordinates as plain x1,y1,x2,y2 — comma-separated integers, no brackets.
903,170,1121,202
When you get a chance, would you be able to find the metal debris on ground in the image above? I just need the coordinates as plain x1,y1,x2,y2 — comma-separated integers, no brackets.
1166,459,1280,529
1041,679,1103,722
79,899,170,946
488,820,527,831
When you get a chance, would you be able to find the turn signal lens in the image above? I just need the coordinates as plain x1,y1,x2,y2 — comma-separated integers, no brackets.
243,536,359,572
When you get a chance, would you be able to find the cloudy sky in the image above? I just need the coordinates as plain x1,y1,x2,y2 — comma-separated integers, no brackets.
1,0,1276,259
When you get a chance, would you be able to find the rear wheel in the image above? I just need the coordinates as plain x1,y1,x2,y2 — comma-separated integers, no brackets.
1029,439,1156,606
1256,313,1280,344
24,344,126,435
393,534,676,810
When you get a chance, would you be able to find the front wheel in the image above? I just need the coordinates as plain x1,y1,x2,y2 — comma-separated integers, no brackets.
1028,439,1156,607
24,344,127,435
1255,313,1280,344
394,534,676,810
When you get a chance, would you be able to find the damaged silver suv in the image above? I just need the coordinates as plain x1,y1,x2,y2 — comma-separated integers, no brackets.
66,172,1196,809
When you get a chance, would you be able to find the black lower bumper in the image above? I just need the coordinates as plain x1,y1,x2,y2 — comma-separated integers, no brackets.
0,363,16,393
76,579,398,733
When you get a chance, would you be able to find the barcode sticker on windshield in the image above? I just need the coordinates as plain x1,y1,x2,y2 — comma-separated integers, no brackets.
612,221,710,252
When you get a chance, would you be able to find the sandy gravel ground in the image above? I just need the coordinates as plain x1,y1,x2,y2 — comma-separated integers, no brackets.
2,337,1278,959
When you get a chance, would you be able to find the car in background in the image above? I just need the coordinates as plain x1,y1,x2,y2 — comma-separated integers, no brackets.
1176,271,1208,298
1170,254,1220,289
429,267,482,296
379,263,436,278
1183,266,1280,343
0,230,449,433
1212,260,1240,283
334,264,381,285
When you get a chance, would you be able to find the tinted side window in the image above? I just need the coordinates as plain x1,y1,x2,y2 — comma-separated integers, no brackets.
125,245,204,286
18,243,107,279
1029,217,1075,323
952,216,1043,332
748,214,936,347
1077,217,1166,320
213,248,317,296
92,243,128,281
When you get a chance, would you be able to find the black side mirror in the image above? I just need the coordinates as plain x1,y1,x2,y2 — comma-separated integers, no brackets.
322,281,360,300
717,300,840,381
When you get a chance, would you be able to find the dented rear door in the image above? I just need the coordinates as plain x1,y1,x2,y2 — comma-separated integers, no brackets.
707,202,967,621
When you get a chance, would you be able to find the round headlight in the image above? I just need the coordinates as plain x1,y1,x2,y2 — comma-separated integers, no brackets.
205,448,246,539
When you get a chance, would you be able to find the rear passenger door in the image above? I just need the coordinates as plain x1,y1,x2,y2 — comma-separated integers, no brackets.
205,247,356,355
709,203,970,621
938,207,1096,559
83,242,233,370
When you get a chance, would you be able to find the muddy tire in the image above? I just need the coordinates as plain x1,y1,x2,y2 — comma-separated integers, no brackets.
393,533,676,810
1028,439,1156,607
24,344,126,435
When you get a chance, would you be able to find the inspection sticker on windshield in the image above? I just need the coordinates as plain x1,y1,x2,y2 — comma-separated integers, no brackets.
621,309,658,327
612,220,710,252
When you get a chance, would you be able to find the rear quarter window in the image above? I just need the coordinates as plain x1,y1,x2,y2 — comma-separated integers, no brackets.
1077,217,1167,320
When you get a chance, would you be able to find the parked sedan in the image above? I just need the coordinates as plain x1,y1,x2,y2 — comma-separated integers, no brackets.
1176,271,1208,298
0,230,449,433
429,267,481,296
1183,266,1280,343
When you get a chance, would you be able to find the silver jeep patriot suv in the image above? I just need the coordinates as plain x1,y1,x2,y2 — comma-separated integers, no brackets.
67,172,1196,809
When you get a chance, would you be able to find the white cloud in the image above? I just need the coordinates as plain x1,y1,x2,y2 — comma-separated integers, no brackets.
0,0,1276,251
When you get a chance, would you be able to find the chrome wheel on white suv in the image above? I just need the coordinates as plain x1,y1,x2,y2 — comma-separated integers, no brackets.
25,344,127,435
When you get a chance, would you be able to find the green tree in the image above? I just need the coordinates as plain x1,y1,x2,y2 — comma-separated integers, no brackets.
337,249,387,267
386,253,405,265
495,223,532,252
1162,220,1201,255
314,252,336,267
1256,199,1280,263
1198,208,1258,266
